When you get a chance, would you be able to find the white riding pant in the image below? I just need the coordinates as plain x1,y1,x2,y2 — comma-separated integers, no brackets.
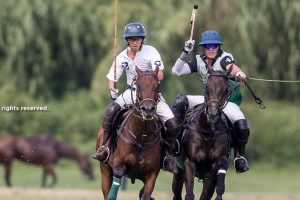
186,95,245,123
115,88,174,123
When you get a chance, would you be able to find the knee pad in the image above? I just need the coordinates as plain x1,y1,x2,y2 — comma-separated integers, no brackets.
164,118,180,140
171,94,189,119
105,102,121,116
103,102,121,130
233,119,250,143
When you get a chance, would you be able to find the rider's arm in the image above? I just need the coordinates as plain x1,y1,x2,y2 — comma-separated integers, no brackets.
220,54,246,77
108,80,115,90
172,52,192,76
226,63,244,75
106,52,124,87
158,69,164,81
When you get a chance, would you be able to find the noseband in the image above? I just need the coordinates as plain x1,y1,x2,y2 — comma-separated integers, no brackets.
134,72,159,108
204,72,229,110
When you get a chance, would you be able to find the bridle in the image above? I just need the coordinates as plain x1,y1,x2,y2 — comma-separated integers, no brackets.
127,71,160,121
134,72,159,108
204,72,229,111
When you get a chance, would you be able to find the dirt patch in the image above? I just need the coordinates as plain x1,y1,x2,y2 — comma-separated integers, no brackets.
0,187,300,200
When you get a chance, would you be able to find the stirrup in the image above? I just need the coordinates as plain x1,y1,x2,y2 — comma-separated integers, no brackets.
234,156,249,173
92,145,110,163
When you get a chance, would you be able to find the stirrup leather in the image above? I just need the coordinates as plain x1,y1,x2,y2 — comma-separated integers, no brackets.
162,156,169,172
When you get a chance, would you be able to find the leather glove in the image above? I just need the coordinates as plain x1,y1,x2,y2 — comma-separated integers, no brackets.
183,39,195,54
109,88,119,100
236,71,246,81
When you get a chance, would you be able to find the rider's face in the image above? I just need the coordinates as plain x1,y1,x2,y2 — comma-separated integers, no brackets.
127,37,143,51
203,45,219,59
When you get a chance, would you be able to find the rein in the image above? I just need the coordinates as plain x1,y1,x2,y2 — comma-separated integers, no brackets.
116,108,160,150
243,80,266,109
227,76,265,109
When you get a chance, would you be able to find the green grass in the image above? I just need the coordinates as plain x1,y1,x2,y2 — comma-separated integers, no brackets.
1,160,300,200
1,160,300,193
125,162,300,193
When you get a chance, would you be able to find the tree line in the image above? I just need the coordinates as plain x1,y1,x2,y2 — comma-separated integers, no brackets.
0,0,299,164
0,0,299,102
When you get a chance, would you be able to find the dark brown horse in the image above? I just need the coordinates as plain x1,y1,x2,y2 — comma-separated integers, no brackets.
172,70,231,200
0,134,94,187
97,67,162,200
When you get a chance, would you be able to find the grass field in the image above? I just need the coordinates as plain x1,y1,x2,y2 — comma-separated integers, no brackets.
0,160,299,199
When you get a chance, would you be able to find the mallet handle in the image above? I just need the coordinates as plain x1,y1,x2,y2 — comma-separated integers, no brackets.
189,4,198,40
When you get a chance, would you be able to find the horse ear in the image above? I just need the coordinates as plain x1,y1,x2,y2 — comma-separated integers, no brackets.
227,64,233,76
154,66,159,76
136,66,142,76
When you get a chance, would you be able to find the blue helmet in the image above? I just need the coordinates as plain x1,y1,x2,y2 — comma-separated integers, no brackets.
123,22,147,39
198,30,223,46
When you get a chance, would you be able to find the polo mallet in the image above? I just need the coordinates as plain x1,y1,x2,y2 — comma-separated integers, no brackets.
189,3,198,40
113,0,118,88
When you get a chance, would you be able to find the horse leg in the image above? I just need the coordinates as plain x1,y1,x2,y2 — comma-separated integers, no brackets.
139,186,155,200
183,159,196,200
4,162,12,187
200,175,217,200
215,157,229,200
172,168,184,200
139,172,158,200
42,168,47,187
49,171,57,188
43,164,57,187
100,163,113,200
108,160,125,200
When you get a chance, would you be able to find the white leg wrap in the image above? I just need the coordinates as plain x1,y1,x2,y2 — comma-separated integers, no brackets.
217,169,227,174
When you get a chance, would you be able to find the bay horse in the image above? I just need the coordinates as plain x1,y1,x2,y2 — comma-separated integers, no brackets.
98,67,162,200
172,70,231,200
0,134,94,187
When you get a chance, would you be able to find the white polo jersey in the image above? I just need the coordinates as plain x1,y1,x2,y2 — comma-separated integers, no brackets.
106,45,164,85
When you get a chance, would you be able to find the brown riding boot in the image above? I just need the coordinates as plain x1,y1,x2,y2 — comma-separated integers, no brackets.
92,102,121,162
162,118,180,174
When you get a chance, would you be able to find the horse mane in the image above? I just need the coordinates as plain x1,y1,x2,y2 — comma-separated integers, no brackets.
208,70,228,78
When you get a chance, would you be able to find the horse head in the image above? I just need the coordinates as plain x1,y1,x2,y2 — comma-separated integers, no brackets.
204,69,230,124
78,153,95,180
135,66,160,120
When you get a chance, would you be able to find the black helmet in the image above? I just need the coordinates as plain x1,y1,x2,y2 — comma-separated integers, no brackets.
123,22,147,39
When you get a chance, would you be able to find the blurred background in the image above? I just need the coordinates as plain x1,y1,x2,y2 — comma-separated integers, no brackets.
0,0,299,199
